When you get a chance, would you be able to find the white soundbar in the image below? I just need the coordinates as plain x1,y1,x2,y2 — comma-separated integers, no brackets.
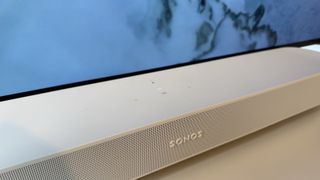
1,47,320,180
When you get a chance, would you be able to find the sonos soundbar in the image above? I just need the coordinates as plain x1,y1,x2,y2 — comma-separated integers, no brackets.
1,47,320,180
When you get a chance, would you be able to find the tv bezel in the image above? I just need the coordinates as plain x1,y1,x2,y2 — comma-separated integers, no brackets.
1,38,319,102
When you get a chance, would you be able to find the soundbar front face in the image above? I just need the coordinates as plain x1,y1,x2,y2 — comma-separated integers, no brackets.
1,47,320,179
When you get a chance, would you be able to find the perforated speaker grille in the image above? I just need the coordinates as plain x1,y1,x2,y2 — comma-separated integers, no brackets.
1,75,320,180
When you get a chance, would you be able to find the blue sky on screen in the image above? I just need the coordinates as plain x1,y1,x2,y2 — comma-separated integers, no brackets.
0,0,319,96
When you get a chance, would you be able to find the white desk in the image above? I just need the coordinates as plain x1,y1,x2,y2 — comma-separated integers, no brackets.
142,106,320,180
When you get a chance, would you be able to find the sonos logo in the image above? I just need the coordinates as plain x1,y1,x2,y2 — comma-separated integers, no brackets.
169,130,203,148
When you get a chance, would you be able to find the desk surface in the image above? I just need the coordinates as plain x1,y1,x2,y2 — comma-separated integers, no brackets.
142,106,320,180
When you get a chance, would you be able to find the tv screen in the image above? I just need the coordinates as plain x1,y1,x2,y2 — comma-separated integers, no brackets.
1,0,319,97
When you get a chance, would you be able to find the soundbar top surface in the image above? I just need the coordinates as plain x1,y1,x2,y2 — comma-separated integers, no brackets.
302,44,320,53
1,47,320,170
